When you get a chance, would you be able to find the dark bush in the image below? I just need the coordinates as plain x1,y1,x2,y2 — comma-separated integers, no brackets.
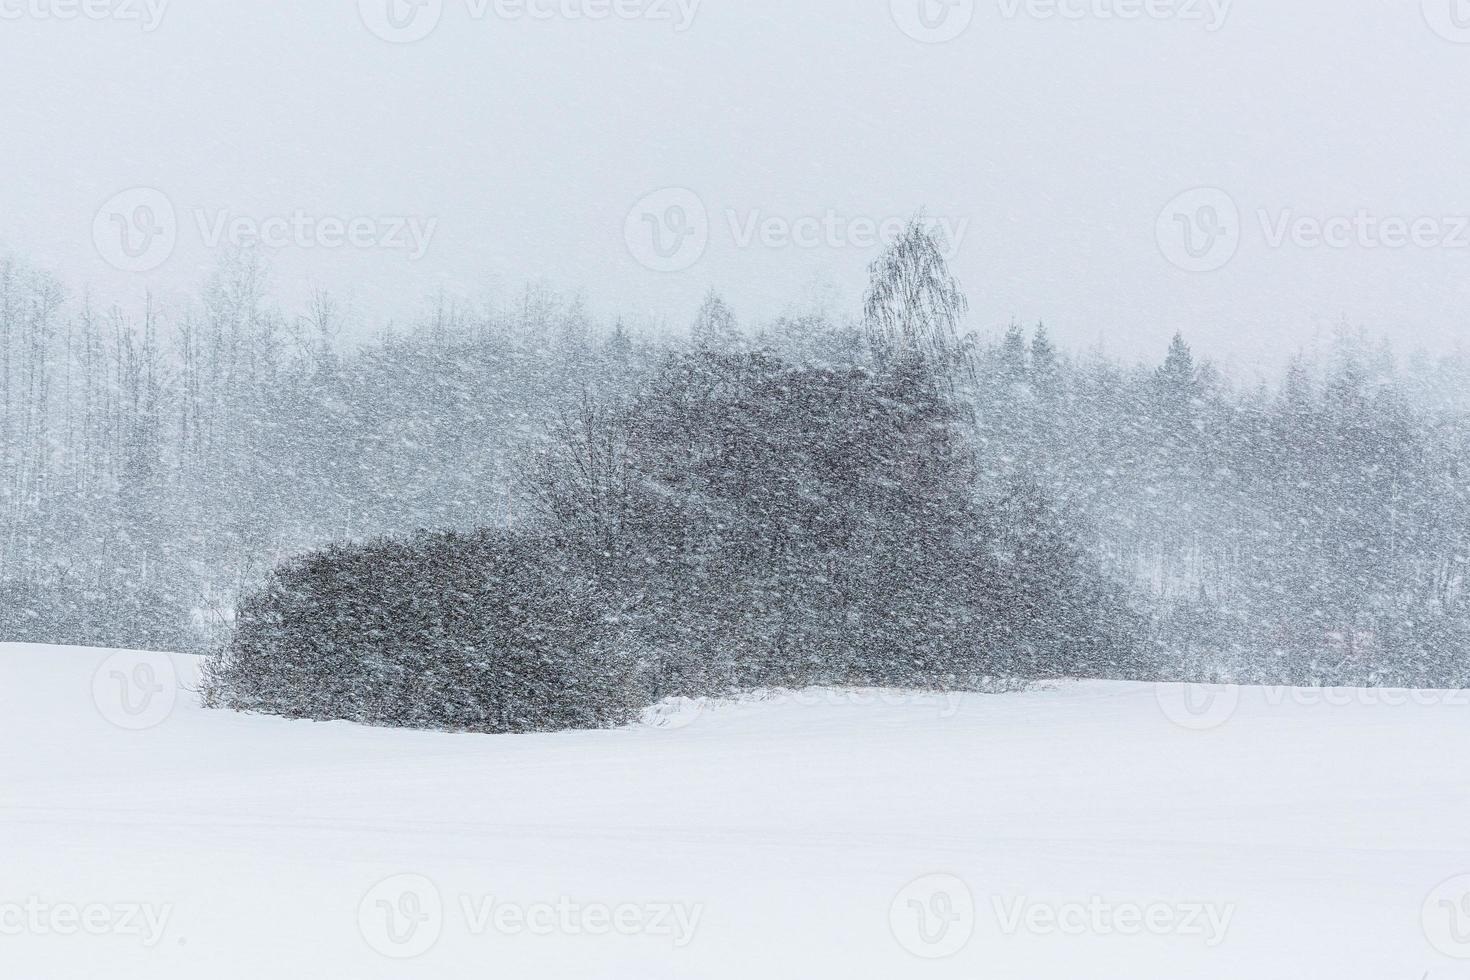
204,529,649,733
207,350,1143,733
533,351,1144,695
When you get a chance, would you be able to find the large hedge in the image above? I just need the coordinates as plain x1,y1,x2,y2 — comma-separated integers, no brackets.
532,352,1143,694
204,530,648,733
204,351,1144,733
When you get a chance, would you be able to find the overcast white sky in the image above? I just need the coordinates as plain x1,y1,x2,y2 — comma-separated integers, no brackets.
2,0,1468,365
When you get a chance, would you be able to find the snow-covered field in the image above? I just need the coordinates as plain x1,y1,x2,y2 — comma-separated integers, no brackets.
4,643,1470,978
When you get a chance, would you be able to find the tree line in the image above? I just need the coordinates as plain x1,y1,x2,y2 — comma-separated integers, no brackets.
2,228,1469,702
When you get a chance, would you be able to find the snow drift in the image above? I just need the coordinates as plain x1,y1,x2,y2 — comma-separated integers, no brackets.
4,643,1469,978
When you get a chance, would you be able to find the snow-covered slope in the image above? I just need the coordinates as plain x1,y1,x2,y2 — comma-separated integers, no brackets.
3,643,1469,978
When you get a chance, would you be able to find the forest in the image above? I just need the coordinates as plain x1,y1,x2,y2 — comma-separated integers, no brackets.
3,224,1469,730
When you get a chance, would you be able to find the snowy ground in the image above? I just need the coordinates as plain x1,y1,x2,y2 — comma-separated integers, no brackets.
3,643,1470,978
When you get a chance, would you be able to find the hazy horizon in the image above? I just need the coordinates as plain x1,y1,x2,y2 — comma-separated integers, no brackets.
3,0,1468,366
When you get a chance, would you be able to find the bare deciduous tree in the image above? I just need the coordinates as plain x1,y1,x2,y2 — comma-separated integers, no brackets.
863,214,973,384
